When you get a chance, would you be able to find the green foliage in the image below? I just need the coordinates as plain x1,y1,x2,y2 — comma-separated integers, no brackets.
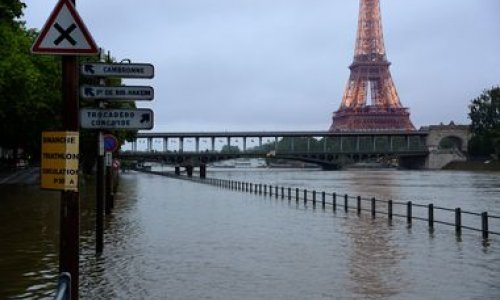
0,0,25,25
0,20,62,160
468,87,500,157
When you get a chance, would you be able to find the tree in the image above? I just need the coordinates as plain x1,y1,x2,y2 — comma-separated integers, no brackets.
0,3,62,161
468,87,500,158
0,0,25,25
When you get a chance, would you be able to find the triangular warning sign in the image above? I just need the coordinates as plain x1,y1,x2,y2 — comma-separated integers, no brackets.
31,0,98,55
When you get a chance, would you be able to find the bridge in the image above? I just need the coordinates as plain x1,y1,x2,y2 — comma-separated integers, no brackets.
119,124,470,173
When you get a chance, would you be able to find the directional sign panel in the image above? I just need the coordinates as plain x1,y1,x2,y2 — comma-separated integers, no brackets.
31,0,98,55
80,85,154,100
81,63,154,79
80,108,154,130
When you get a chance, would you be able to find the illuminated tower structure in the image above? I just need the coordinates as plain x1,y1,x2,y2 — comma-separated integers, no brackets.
329,0,415,131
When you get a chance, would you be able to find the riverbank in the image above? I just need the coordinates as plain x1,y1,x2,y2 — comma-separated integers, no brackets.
443,160,500,171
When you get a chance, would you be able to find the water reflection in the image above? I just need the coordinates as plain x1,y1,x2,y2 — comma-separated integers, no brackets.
343,171,406,298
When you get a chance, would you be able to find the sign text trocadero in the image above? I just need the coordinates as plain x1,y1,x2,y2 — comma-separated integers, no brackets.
80,108,154,130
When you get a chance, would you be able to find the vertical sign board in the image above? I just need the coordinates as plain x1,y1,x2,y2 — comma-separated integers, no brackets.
41,131,79,191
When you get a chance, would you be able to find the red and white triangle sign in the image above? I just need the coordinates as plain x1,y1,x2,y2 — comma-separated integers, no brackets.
31,0,98,55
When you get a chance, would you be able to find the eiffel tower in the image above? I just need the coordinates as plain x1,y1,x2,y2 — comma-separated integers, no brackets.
329,0,415,131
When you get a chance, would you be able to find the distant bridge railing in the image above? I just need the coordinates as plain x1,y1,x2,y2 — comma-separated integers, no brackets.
122,130,429,157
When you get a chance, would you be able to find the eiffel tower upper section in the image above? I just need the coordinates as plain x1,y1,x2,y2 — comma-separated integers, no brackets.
329,0,415,131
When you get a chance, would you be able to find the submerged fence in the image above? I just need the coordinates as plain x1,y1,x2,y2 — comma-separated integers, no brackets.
140,170,500,240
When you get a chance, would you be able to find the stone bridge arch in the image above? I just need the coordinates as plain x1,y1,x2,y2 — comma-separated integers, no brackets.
424,123,471,169
425,123,470,152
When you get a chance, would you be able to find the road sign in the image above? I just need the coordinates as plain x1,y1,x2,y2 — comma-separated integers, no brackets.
103,134,119,152
80,108,154,130
41,131,79,191
31,0,98,55
80,85,154,100
80,63,154,78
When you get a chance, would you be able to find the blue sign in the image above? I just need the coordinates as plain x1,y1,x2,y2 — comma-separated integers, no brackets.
103,134,119,152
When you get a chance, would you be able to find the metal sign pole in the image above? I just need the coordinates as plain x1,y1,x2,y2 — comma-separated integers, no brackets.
96,130,104,254
60,50,80,300
95,57,106,254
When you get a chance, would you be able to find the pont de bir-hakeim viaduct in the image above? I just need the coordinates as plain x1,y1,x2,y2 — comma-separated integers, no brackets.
120,0,470,174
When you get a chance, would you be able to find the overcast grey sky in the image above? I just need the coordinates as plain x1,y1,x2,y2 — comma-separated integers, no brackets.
24,0,500,132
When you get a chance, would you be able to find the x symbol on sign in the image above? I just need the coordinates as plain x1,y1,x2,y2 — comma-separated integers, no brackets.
53,22,77,46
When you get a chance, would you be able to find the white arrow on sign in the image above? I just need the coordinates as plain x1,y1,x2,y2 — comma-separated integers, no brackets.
80,108,154,130
80,85,154,100
80,63,154,79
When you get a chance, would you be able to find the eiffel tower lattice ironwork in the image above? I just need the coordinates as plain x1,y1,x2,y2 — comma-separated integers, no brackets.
329,0,415,131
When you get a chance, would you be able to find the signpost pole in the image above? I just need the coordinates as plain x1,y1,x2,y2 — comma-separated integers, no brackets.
60,54,80,299
95,70,106,254
96,131,104,254
105,151,113,215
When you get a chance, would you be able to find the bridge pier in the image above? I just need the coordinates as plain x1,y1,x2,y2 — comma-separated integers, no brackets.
186,165,193,177
200,164,206,178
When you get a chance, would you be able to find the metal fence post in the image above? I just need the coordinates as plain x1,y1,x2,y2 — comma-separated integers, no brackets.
407,201,412,225
388,200,393,221
344,194,348,213
455,208,462,235
371,197,376,218
428,204,434,229
333,193,337,211
482,212,489,239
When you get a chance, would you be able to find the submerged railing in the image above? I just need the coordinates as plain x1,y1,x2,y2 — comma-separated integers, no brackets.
140,170,500,240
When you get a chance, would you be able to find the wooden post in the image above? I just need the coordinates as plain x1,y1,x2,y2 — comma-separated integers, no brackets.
357,196,361,214
281,187,284,199
288,188,291,200
270,185,273,196
304,189,307,204
264,185,267,195
275,186,278,198
322,192,326,209
312,190,316,206
296,188,299,202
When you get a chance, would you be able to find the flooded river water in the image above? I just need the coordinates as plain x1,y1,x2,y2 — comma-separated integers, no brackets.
1,169,500,299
